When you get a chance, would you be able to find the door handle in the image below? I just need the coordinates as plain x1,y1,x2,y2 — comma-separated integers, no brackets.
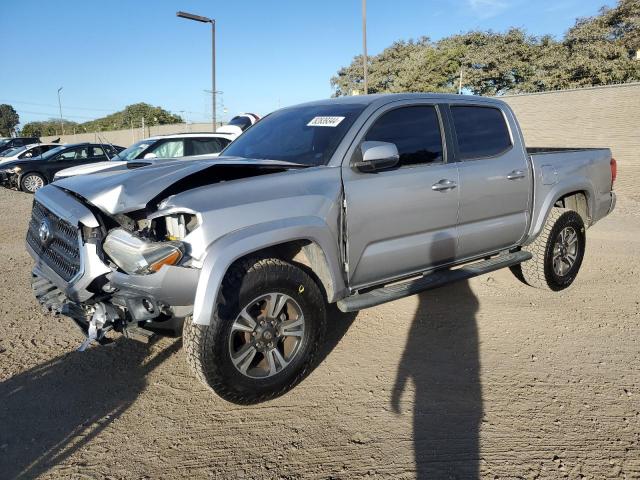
431,179,457,191
506,170,526,180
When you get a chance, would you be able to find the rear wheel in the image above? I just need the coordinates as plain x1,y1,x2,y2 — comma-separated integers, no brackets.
20,173,46,193
510,208,586,291
183,257,326,404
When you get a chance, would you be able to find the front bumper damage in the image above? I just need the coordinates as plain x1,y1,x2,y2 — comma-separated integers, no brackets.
28,185,201,348
0,170,18,189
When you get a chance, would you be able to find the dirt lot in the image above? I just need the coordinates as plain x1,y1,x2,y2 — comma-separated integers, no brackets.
0,168,639,480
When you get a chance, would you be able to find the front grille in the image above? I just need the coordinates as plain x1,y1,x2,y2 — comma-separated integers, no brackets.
27,200,81,282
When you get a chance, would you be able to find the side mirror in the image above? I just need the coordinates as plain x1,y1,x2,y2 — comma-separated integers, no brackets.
352,141,400,172
143,152,158,159
24,152,33,158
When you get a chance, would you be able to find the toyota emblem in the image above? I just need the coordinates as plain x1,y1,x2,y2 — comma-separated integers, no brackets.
38,219,52,246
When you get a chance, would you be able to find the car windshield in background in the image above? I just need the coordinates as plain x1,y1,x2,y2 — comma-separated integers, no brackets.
1,146,26,157
113,141,152,161
223,104,366,166
228,116,252,130
0,139,11,147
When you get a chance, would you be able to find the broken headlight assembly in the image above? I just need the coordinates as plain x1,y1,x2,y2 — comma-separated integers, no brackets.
103,228,185,275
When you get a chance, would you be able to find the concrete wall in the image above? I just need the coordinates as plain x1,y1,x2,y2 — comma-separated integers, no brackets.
41,122,215,147
42,82,639,168
501,82,640,167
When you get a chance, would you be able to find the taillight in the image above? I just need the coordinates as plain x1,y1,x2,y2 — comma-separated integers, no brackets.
610,158,617,187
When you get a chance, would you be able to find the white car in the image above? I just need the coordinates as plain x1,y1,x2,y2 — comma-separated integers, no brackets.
54,132,237,180
0,143,61,165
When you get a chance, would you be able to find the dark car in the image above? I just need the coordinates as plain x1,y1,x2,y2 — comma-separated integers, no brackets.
0,142,124,193
0,137,41,155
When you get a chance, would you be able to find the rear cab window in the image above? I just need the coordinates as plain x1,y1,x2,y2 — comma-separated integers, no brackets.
450,106,512,160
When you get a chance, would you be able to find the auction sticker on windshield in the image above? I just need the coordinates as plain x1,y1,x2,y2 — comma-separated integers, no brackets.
307,116,345,127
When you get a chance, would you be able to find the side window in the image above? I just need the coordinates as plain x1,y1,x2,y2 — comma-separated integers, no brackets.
57,147,88,161
365,106,443,167
450,106,512,159
91,146,105,157
19,148,36,159
189,137,229,156
149,140,184,158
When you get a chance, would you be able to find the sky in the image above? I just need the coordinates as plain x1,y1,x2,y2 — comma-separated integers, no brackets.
1,0,617,127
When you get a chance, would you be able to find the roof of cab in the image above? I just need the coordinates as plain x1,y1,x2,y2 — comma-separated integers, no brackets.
289,93,507,109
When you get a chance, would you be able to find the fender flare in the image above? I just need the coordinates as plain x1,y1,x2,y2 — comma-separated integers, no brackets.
192,216,345,325
526,176,594,244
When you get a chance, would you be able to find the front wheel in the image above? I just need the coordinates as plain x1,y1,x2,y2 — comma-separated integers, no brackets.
510,208,586,291
183,257,327,404
20,173,46,193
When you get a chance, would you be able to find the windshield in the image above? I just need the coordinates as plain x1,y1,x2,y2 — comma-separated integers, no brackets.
222,103,366,166
113,140,153,161
0,146,26,157
0,139,11,147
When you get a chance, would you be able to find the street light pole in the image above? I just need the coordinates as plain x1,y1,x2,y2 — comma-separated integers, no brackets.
57,87,64,135
177,11,217,132
362,0,368,95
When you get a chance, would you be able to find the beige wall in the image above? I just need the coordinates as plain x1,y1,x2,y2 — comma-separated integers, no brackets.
42,82,639,168
41,122,215,147
501,82,640,167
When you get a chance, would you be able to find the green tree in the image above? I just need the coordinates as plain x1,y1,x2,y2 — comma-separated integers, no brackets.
331,0,640,96
81,103,183,132
21,119,79,137
0,104,20,136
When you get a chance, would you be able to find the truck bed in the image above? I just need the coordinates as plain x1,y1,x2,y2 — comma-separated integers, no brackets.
526,146,614,240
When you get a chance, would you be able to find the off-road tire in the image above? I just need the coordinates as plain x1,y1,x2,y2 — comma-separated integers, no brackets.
183,257,327,404
510,208,586,291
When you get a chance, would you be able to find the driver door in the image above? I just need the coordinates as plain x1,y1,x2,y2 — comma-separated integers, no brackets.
342,103,460,289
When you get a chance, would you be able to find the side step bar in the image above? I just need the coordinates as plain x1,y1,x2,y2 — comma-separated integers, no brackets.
337,251,532,313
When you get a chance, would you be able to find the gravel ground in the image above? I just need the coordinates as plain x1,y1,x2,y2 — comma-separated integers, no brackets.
0,170,639,480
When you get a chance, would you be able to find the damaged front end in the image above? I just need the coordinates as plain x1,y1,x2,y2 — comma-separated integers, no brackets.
28,157,300,349
28,184,201,349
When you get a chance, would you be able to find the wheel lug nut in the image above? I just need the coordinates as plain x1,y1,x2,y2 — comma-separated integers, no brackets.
251,332,256,336
267,342,273,348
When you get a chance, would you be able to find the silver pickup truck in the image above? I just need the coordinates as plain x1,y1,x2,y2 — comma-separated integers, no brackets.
27,93,616,404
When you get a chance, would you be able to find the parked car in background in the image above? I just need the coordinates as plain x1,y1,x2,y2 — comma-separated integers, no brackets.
54,132,236,180
0,142,124,193
215,113,260,138
0,137,41,155
0,143,61,163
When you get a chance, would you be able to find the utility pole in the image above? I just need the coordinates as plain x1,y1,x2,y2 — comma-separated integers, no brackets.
177,11,216,131
141,116,145,139
458,67,464,95
362,0,368,94
57,87,64,135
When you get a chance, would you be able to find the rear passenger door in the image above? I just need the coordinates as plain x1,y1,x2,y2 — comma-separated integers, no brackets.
343,103,460,288
450,104,531,259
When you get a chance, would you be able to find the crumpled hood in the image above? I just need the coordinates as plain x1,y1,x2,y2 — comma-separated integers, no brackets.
53,156,299,215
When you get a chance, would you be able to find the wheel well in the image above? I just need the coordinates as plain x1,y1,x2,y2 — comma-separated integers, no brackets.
554,191,589,226
228,240,335,301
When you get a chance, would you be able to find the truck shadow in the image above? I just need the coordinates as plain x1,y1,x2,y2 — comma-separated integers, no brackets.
392,282,482,478
0,337,181,479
